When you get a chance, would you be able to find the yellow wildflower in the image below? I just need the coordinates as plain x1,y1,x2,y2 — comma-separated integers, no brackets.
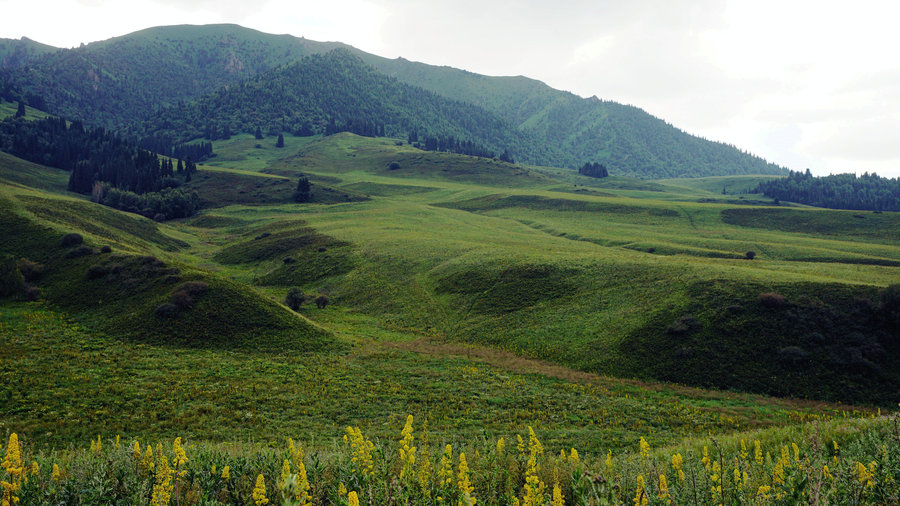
295,460,312,506
29,462,38,475
172,437,188,475
438,445,454,488
739,439,748,460
496,437,505,456
658,474,670,502
141,446,154,473
252,474,269,505
347,491,360,506
701,446,710,471
773,460,785,486
757,485,771,499
151,454,174,506
133,441,142,462
338,482,347,497
517,434,525,455
754,440,763,466
115,434,120,450
51,464,61,481
568,448,579,466
633,475,648,506
345,427,375,476
605,450,613,473
221,465,230,480
279,459,291,490
551,480,564,506
399,414,417,481
823,464,833,480
671,453,685,482
639,437,650,458
792,442,800,464
457,452,475,506
527,427,543,458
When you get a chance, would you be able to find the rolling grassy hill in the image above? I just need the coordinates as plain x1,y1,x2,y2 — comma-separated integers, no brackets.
0,132,896,462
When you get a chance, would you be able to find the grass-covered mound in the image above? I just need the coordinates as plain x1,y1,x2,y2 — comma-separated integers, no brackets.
722,207,900,243
213,220,348,265
0,189,334,352
614,279,900,404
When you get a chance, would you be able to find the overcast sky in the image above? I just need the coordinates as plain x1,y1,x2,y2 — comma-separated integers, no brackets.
2,0,899,177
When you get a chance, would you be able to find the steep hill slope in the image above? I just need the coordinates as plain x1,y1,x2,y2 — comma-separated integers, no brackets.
3,24,346,130
0,37,57,68
361,53,784,177
132,50,564,165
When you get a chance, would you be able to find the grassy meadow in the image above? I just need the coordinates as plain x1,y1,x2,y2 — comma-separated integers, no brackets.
1,132,898,503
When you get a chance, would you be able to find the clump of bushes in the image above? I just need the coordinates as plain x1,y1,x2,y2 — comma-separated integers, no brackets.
0,255,25,297
60,233,83,247
758,292,787,308
17,258,43,282
745,250,756,260
666,314,701,335
85,264,109,280
315,294,330,309
158,281,209,316
65,246,94,259
284,288,307,311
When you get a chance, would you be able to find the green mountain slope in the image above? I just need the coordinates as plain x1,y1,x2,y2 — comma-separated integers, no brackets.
0,37,58,68
360,53,784,177
6,24,784,178
132,49,563,165
3,24,346,130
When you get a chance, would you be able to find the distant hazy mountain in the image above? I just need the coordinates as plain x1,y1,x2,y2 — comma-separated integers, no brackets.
3,24,784,177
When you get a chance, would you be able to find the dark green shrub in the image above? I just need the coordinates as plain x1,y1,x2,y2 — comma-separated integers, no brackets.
170,291,193,309
285,288,306,311
0,255,25,297
745,251,756,260
758,292,787,308
64,246,94,259
86,264,109,279
176,281,208,296
315,294,330,309
155,303,179,318
17,258,43,282
60,233,83,247
23,284,41,301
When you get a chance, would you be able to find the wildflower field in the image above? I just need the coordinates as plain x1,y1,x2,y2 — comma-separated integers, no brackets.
2,413,898,505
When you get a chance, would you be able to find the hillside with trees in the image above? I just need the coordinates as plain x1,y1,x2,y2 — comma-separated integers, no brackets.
755,170,900,211
129,49,554,165
2,24,787,179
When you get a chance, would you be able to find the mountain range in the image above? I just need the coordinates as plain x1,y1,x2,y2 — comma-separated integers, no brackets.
0,24,784,178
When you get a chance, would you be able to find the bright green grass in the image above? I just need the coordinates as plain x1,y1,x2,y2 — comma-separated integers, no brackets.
202,133,318,172
0,151,69,193
1,135,898,457
0,100,50,120
0,303,871,452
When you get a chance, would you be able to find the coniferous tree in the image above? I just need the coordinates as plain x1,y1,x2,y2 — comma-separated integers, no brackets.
255,126,263,140
15,101,25,118
276,134,284,148
294,175,311,203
